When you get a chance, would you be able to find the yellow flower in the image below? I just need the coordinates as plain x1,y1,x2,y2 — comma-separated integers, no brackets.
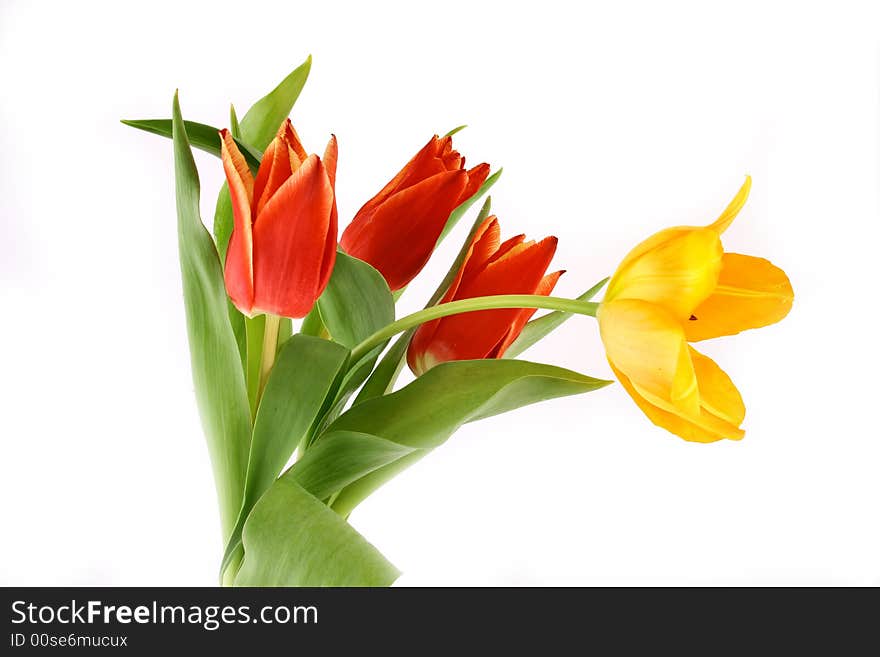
598,177,793,442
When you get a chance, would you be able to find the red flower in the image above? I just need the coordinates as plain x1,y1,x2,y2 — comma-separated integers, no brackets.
220,120,337,318
407,216,561,375
340,135,489,290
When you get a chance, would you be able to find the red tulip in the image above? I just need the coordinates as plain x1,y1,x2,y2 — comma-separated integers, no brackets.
340,135,489,291
407,216,561,375
220,119,337,318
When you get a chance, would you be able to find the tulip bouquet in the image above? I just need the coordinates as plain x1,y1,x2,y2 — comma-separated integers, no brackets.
124,57,794,586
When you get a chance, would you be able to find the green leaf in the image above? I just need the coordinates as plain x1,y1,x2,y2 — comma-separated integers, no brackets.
297,252,395,437
171,93,251,539
221,335,350,575
444,124,467,137
234,476,399,587
502,277,610,359
239,55,312,151
315,359,611,516
316,252,395,349
355,198,494,404
290,431,415,502
122,118,262,172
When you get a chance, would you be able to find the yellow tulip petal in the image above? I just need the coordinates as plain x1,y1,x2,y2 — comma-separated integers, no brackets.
684,253,794,342
598,299,699,416
605,228,723,320
689,347,745,426
709,176,751,234
610,359,745,443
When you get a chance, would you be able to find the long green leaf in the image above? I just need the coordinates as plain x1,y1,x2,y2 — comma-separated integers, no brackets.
239,55,312,151
171,93,251,539
309,359,611,516
502,277,610,359
122,118,262,172
234,476,399,587
220,335,350,576
304,252,396,440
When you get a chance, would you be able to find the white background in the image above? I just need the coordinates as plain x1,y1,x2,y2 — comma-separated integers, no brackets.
1,0,878,586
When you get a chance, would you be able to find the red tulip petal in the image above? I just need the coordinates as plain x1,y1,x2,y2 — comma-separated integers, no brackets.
219,130,255,314
461,163,490,200
280,119,308,161
323,134,338,189
251,155,334,318
415,236,558,367
350,136,449,223
342,169,468,290
254,137,295,216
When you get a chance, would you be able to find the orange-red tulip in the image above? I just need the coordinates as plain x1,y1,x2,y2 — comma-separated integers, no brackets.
340,135,489,291
407,216,561,375
220,120,337,318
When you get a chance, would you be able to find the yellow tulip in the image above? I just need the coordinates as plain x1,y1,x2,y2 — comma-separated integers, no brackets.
598,177,793,442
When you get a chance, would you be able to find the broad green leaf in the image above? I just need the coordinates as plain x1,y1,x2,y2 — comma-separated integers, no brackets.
289,431,415,502
301,252,395,440
234,476,399,587
239,55,312,151
502,277,610,360
355,198,494,404
221,335,350,574
171,93,251,539
316,252,394,349
122,118,262,172
317,359,611,515
329,452,427,519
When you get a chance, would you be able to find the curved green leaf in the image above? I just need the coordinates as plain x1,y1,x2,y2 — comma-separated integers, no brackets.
122,118,262,171
308,359,611,516
234,476,398,587
304,252,396,440
316,252,394,349
502,277,610,360
171,93,251,539
220,334,350,576
239,55,312,151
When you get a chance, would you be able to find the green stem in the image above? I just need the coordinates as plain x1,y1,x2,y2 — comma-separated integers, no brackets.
257,313,281,401
350,295,599,364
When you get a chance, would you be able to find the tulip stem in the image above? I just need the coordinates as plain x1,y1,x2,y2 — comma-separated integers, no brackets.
257,313,281,401
350,295,599,364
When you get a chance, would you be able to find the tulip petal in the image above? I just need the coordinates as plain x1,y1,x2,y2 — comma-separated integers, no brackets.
689,347,745,427
220,130,255,313
709,176,751,234
605,228,723,320
462,163,491,200
355,136,449,217
252,155,334,318
598,299,699,416
610,363,744,443
279,119,308,161
684,253,794,341
421,237,558,365
342,170,468,290
253,137,295,216
323,135,338,188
